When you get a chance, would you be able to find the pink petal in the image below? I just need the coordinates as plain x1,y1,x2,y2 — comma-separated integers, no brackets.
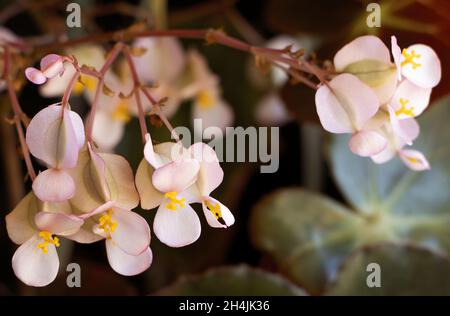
349,130,387,157
32,169,75,202
40,54,64,79
152,159,200,193
202,196,235,228
143,133,165,168
334,35,391,71
189,142,223,196
391,36,402,81
399,149,430,171
192,99,234,134
12,234,59,287
25,67,47,85
401,44,441,88
315,74,380,133
153,202,201,247
110,209,151,256
34,212,83,236
106,241,152,276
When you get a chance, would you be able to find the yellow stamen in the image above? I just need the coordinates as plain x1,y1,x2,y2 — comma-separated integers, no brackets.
73,75,97,94
401,49,421,69
395,98,415,117
204,199,223,221
164,191,186,210
98,210,118,235
197,90,215,109
112,100,132,122
37,231,60,254
406,156,419,164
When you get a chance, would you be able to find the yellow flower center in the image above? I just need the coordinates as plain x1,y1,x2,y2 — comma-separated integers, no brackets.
395,98,415,117
401,49,421,70
37,231,60,254
406,156,418,164
197,90,215,109
73,75,97,94
112,100,132,122
204,199,223,221
98,210,118,235
164,191,186,210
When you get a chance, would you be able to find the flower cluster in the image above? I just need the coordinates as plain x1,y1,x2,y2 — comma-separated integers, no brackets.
6,42,235,287
315,35,441,170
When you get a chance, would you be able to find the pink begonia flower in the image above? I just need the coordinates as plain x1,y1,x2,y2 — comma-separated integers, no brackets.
6,192,83,287
82,207,153,276
389,79,431,120
25,54,65,85
26,104,85,202
315,73,387,157
188,142,235,228
255,92,293,126
391,36,441,89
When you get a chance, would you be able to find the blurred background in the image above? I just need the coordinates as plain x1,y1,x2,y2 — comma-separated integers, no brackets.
1,0,450,296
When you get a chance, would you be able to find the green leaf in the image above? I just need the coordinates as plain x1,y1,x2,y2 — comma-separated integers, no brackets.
327,244,450,295
250,188,365,294
156,265,306,296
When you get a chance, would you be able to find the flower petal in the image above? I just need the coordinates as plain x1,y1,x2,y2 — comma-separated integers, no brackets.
34,212,83,236
32,169,75,202
152,159,200,193
153,202,201,247
391,36,402,80
390,79,431,119
106,240,152,276
12,234,59,287
192,99,234,135
110,209,151,256
92,110,125,151
40,54,64,79
255,92,292,126
143,133,165,168
202,196,235,228
334,35,391,72
401,44,441,88
6,192,39,245
135,159,164,210
399,149,430,171
189,142,223,197
349,130,387,157
315,74,380,133
25,67,46,84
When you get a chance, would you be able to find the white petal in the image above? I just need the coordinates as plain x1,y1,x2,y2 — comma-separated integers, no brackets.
32,169,75,202
34,212,83,236
202,197,235,228
192,99,234,135
110,209,150,256
106,240,152,276
401,44,441,88
334,35,391,71
152,159,200,193
92,110,125,151
153,202,201,247
349,130,387,157
315,74,380,133
390,79,431,119
399,149,430,171
391,36,402,80
255,92,292,126
12,234,59,287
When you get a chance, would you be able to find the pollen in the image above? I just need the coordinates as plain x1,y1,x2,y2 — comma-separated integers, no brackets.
205,199,223,221
395,98,415,117
98,210,118,234
197,90,215,109
37,231,60,254
401,49,421,70
112,100,131,122
164,191,186,210
73,75,97,94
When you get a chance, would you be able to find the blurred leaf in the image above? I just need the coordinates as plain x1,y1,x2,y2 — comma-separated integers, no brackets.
156,264,306,296
327,244,450,295
251,188,366,294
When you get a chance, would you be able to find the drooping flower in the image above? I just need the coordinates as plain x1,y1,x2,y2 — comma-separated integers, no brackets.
25,54,65,85
6,192,83,286
315,73,387,157
26,104,85,202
